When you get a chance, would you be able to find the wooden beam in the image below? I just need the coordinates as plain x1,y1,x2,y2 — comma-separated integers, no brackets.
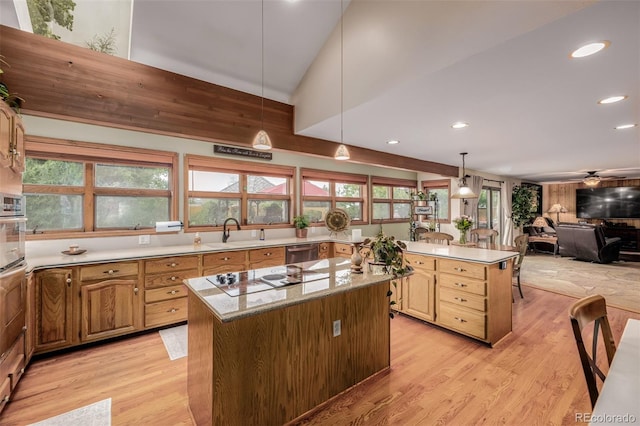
0,25,458,177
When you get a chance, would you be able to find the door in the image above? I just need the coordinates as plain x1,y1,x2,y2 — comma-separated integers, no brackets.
80,279,141,342
0,104,11,168
35,268,74,352
403,268,436,322
0,266,25,358
10,116,24,173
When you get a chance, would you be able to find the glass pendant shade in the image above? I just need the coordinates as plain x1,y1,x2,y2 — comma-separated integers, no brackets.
252,130,272,150
583,176,601,186
334,144,350,160
451,180,477,199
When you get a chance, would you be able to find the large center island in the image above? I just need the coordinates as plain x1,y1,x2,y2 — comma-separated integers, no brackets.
184,258,393,425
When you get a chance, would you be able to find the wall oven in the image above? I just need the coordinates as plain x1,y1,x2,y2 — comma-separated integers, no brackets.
0,193,26,272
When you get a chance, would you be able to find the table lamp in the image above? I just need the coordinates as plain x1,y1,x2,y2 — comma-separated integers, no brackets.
531,216,549,229
547,204,568,223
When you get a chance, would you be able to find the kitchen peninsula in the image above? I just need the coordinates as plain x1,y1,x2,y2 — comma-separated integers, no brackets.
184,258,393,425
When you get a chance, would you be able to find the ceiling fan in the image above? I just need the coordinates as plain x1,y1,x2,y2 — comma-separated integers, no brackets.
569,171,627,186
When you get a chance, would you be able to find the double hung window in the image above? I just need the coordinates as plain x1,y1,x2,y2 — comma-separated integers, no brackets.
371,177,416,222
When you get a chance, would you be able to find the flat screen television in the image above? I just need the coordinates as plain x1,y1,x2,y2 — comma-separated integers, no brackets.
576,187,640,219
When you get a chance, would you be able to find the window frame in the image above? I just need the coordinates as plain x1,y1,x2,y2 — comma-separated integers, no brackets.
185,154,295,232
24,136,178,239
300,168,369,225
370,176,416,224
421,179,451,224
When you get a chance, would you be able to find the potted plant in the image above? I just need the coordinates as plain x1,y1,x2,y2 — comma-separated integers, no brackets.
0,56,24,112
512,184,538,229
293,215,310,238
452,215,473,244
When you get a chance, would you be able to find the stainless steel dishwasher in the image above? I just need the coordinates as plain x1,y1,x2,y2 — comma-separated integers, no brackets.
285,243,319,264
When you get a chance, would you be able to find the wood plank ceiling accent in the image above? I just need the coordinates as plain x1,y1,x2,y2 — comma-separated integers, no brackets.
0,25,458,177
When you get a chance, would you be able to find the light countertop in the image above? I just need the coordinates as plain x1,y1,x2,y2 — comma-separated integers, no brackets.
184,257,394,322
25,236,517,272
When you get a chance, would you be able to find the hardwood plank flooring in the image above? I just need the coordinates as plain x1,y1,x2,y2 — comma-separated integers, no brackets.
2,286,639,426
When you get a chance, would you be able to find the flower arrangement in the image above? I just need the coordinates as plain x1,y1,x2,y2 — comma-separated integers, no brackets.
453,215,473,244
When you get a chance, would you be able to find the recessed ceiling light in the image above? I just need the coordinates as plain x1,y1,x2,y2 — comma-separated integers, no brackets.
387,140,400,145
615,124,637,130
598,95,627,104
570,41,610,58
451,122,469,129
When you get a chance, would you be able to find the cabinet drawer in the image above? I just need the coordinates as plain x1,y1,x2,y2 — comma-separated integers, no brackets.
80,262,139,281
145,284,187,303
439,286,486,312
318,243,330,254
438,302,486,340
439,273,487,296
333,243,353,256
248,247,285,262
438,259,486,280
0,377,10,412
404,253,435,270
203,251,246,267
5,333,25,390
144,255,199,274
144,270,200,289
145,298,188,328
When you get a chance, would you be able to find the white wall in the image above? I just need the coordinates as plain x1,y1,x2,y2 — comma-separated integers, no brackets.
23,115,415,254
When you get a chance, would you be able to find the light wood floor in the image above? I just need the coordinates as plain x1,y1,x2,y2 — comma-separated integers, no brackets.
2,286,639,426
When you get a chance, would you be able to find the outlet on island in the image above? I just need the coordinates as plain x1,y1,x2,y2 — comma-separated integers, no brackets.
333,319,341,337
139,235,150,245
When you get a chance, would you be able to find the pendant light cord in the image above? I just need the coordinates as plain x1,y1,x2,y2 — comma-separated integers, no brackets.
261,0,265,130
340,0,343,144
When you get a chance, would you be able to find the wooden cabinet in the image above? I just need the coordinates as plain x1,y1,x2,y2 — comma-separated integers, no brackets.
0,266,26,415
0,102,24,173
202,250,246,275
34,268,75,353
318,242,330,259
25,273,34,363
248,247,285,269
10,115,24,173
79,262,141,342
333,242,353,258
143,255,199,328
402,253,436,321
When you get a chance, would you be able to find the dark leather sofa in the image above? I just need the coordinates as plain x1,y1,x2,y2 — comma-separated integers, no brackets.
555,223,622,263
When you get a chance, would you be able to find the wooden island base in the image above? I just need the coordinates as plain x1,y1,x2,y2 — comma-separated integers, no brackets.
187,281,390,426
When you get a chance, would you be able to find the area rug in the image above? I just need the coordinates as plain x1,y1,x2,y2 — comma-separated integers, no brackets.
159,324,188,360
28,398,111,426
520,253,640,313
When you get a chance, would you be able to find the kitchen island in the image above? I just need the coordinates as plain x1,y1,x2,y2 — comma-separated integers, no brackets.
183,258,393,425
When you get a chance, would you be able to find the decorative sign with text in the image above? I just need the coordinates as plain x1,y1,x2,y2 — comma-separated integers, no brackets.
214,144,273,160
414,206,433,215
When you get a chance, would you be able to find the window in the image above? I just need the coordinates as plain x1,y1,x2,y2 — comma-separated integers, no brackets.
301,169,368,224
23,136,178,236
371,176,416,223
421,179,451,223
477,187,501,230
186,155,294,230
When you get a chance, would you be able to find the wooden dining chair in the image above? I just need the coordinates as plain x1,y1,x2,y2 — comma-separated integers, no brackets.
423,232,454,245
470,228,498,248
414,227,429,241
512,234,529,298
569,295,617,408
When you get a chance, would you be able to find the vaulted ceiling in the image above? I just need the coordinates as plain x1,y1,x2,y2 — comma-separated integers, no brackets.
1,0,638,183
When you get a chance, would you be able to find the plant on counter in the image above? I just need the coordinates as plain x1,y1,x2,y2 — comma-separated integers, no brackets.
453,215,473,244
362,228,410,318
293,215,310,238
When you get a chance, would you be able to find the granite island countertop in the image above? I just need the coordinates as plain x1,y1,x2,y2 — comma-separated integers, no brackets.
183,257,395,322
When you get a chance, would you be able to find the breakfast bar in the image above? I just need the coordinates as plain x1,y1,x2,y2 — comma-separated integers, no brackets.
184,258,393,425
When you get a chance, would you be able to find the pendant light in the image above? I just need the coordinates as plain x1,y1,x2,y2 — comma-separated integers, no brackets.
334,0,350,161
252,0,272,151
451,152,478,199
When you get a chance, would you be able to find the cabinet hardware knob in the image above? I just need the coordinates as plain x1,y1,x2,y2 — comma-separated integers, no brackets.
20,368,24,374
169,308,177,313
170,276,177,281
169,263,177,267
2,396,8,402
66,278,72,285
454,267,467,272
454,317,467,323
222,257,230,261
265,252,272,256
169,290,178,295
454,282,467,287
105,269,119,275
454,297,467,302
134,287,139,294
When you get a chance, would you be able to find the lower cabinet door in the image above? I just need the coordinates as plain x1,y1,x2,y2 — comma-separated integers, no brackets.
402,269,435,322
80,279,141,342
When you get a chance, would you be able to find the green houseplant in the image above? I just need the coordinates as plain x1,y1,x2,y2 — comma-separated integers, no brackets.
293,215,310,238
512,184,538,228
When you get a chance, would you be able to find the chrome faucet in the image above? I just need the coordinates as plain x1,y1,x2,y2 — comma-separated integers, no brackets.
222,218,241,243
